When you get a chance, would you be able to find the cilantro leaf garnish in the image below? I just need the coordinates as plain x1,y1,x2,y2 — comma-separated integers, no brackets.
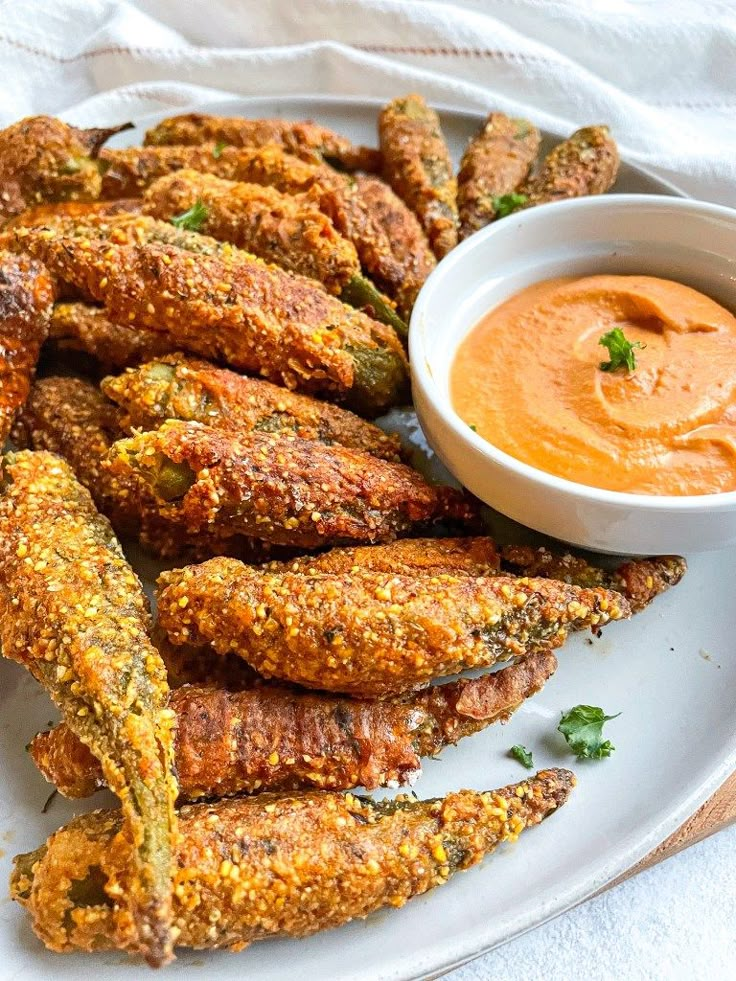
492,192,528,218
599,327,645,372
212,140,227,159
510,744,534,769
170,200,208,232
558,704,620,760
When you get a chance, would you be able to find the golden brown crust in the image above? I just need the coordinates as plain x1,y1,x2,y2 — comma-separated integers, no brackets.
157,557,629,696
379,95,458,258
519,125,619,206
323,175,436,319
12,206,403,335
279,539,684,612
99,143,330,199
21,233,408,415
143,112,382,171
101,353,403,461
11,376,280,562
8,209,231,303
50,302,176,370
30,723,103,798
13,208,229,255
0,116,127,226
107,420,476,550
30,653,556,800
270,535,501,576
605,556,687,613
7,207,216,308
10,375,133,525
0,450,176,966
0,250,55,443
99,144,430,319
413,650,557,748
11,769,575,953
499,545,687,614
6,198,142,230
143,169,359,294
457,114,541,239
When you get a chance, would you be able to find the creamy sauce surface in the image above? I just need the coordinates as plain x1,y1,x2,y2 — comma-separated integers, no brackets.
451,275,736,495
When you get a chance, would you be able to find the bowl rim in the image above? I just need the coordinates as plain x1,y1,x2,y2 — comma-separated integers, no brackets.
409,192,736,512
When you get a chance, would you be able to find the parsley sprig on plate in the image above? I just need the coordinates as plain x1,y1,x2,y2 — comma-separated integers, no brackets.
558,704,620,759
509,744,534,769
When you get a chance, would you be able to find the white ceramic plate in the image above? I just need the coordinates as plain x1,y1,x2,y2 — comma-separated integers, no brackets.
2,97,735,981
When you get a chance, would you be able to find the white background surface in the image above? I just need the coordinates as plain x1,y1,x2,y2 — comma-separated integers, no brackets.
452,826,736,981
1,2,735,978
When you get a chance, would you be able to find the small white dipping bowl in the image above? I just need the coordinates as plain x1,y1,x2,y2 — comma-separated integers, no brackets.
410,194,736,554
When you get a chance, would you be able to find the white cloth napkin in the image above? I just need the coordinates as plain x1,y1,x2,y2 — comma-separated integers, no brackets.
2,3,735,980
1,0,735,205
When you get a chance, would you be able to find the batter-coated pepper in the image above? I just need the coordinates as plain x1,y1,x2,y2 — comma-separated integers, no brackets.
323,174,436,321
30,652,557,800
105,420,478,550
143,111,382,172
50,302,176,371
271,537,685,612
22,233,409,415
0,115,130,226
143,169,358,294
6,212,220,308
101,353,403,461
379,94,458,258
141,169,406,332
153,537,680,693
10,211,239,309
269,535,501,576
13,208,226,253
0,451,177,966
457,113,541,239
156,557,629,697
498,545,686,614
519,125,619,206
12,376,279,563
11,769,575,954
99,143,327,199
99,144,435,321
5,198,143,230
0,250,55,444
12,203,405,334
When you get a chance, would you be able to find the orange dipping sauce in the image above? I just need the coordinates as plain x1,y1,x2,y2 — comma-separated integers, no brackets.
451,275,736,495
